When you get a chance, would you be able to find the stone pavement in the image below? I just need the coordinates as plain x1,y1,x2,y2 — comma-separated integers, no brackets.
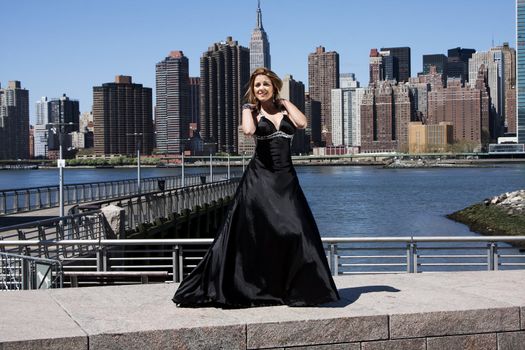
0,270,524,349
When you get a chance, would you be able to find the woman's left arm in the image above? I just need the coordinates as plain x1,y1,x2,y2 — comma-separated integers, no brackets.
279,99,307,129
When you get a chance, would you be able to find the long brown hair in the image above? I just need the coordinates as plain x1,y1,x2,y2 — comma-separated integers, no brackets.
244,67,283,108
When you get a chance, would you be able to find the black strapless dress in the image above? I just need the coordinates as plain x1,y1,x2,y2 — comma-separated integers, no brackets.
172,113,339,307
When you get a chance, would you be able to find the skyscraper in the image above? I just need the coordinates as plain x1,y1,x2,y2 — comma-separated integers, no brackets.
200,37,250,153
249,0,271,72
189,77,200,125
369,48,383,84
447,47,475,83
155,51,191,154
360,81,411,153
0,81,29,160
469,51,503,138
380,46,411,83
93,75,153,155
492,43,517,135
308,46,339,145
46,94,80,157
519,0,525,143
281,74,307,154
34,97,50,158
427,68,490,149
422,54,448,75
331,74,360,146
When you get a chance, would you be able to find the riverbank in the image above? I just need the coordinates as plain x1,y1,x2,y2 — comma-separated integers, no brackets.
448,190,525,248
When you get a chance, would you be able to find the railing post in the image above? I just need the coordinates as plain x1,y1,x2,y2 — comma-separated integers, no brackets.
487,243,498,271
181,152,185,187
407,242,416,273
172,245,180,283
96,247,107,272
178,246,184,281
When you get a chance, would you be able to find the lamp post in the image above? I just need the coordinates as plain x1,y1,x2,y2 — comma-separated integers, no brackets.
47,122,74,217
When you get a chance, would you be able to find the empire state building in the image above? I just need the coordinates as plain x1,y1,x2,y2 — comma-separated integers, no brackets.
249,0,271,73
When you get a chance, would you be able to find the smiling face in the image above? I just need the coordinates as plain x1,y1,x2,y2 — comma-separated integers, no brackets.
253,74,275,103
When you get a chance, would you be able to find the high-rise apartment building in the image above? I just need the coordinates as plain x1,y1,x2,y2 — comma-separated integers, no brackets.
380,47,411,83
308,46,339,145
518,0,525,143
469,51,503,139
156,51,191,154
189,77,200,125
200,37,250,154
492,43,517,135
93,75,153,155
281,74,307,154
34,97,50,158
369,49,383,84
0,81,30,160
249,0,271,72
427,68,490,149
360,81,411,153
46,94,80,154
305,93,322,147
331,74,360,146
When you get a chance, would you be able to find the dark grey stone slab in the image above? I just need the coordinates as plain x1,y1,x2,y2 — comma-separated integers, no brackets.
247,315,388,349
361,338,426,350
0,337,87,350
390,307,520,339
522,307,525,330
427,333,497,350
0,290,87,348
497,331,525,350
89,325,246,350
285,343,359,350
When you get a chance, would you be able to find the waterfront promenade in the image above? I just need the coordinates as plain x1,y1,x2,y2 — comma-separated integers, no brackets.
1,270,524,349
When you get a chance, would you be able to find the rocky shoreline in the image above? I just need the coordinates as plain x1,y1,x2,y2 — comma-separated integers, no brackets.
447,190,525,248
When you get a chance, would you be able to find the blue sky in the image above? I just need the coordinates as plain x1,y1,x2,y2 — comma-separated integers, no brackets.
0,0,516,123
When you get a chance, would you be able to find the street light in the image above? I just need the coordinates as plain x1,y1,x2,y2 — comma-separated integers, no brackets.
47,122,75,218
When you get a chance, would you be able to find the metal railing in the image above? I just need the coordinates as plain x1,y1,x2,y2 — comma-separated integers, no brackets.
0,173,228,215
0,252,63,290
0,177,241,242
0,236,524,288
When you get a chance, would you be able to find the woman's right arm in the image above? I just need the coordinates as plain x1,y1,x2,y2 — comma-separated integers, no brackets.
242,104,257,135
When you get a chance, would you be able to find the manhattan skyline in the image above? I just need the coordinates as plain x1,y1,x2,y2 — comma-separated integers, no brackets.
0,0,516,122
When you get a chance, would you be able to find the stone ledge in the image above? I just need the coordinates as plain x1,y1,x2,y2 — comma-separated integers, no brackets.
0,270,524,349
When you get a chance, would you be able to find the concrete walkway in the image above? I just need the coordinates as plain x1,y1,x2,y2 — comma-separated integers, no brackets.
1,270,524,349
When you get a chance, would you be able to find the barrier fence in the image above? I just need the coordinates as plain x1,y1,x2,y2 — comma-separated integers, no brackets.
1,236,524,290
0,172,232,215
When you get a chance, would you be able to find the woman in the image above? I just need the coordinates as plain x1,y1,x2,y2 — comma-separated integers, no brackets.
172,67,339,307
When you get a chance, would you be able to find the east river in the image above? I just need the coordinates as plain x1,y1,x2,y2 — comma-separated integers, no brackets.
1,164,525,238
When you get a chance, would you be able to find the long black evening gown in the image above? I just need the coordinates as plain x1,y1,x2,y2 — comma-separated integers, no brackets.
172,112,339,307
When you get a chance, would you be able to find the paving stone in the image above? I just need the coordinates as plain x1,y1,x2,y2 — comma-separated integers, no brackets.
0,337,87,350
497,331,525,350
426,333,497,350
285,343,359,349
390,307,520,339
0,290,87,348
361,338,426,350
89,325,246,350
247,315,388,349
48,283,243,335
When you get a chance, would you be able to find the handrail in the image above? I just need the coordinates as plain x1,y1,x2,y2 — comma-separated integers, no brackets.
0,236,524,247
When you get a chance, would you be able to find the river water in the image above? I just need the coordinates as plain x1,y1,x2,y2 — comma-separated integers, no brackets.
1,164,524,238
